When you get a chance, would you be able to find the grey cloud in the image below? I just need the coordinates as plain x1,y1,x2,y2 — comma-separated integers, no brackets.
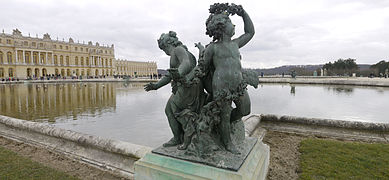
1,0,388,69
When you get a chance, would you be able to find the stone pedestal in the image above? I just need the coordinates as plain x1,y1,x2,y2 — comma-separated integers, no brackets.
134,139,270,180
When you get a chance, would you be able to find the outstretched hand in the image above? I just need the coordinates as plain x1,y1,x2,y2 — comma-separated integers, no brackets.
195,42,205,51
144,83,157,91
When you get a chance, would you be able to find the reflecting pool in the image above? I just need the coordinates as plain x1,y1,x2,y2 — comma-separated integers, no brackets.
1,82,388,147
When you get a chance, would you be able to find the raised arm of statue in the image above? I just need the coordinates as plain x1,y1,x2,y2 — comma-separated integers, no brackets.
233,9,255,48
184,42,206,82
195,42,205,57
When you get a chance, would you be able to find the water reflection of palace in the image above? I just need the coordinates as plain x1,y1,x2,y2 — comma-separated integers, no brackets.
0,83,116,122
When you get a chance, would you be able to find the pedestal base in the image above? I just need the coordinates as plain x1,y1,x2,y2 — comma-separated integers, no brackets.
134,139,270,180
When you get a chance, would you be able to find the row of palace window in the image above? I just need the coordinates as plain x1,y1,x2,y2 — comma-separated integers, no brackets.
116,66,155,73
0,38,112,55
0,67,113,78
0,68,14,77
0,51,113,67
0,38,12,45
52,44,112,54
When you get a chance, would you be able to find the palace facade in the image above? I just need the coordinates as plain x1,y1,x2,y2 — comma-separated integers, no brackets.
0,29,157,79
115,59,157,77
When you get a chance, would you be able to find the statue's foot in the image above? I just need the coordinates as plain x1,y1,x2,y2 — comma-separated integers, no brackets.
226,143,240,155
163,138,181,147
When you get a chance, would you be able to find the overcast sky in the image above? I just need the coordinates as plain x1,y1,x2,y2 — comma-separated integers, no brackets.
1,0,388,69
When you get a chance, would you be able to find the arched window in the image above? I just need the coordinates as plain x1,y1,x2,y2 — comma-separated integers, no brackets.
105,59,108,67
7,52,12,64
86,57,89,65
42,68,47,76
40,52,45,64
8,68,14,77
0,51,3,64
54,55,58,65
47,53,52,64
60,55,63,65
75,56,78,65
66,56,69,65
81,57,84,66
33,52,38,64
27,68,32,77
18,51,23,63
34,68,40,77
25,52,30,64
0,68,4,77
110,59,112,66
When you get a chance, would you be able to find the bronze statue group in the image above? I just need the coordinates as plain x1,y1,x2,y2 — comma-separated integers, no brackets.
145,3,259,157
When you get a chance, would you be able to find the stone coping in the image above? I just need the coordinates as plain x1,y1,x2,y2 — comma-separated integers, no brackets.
0,115,262,156
255,114,389,132
3,113,386,178
258,77,389,87
0,78,158,84
0,114,264,178
4,113,384,162
0,115,152,159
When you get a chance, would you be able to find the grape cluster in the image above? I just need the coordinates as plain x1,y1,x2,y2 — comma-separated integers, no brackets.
209,3,244,16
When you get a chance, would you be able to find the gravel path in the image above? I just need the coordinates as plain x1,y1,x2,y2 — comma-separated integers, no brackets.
0,136,127,180
262,131,306,180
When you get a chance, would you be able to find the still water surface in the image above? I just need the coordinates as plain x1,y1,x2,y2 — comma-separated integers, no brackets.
1,82,388,147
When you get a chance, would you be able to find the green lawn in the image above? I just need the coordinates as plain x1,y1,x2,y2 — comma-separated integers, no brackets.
299,138,389,180
0,146,78,180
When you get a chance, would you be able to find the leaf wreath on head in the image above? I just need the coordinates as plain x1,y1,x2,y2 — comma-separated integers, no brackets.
209,3,244,16
206,3,244,41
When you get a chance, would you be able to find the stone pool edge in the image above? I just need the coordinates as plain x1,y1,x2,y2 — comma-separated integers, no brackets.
0,78,158,84
1,114,388,179
0,114,265,179
258,77,389,87
251,114,389,143
0,115,152,178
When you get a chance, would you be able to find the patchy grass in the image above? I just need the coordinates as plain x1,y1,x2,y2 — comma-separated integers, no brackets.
0,146,78,180
299,138,389,180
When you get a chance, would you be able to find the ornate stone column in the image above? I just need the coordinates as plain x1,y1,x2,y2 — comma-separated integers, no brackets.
31,51,34,64
23,50,25,64
15,50,18,64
